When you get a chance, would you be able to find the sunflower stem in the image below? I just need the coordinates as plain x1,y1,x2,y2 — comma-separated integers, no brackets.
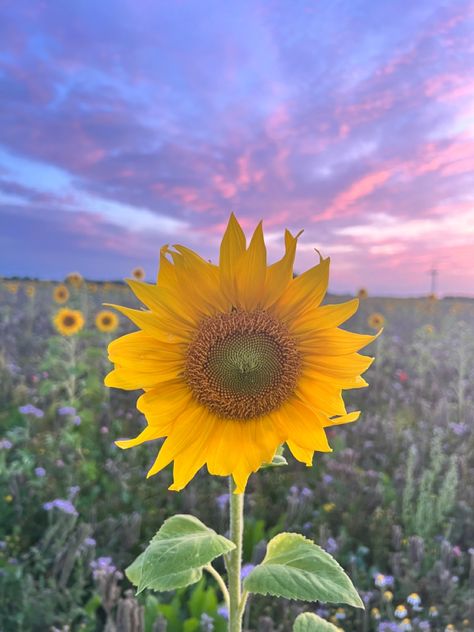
228,478,244,632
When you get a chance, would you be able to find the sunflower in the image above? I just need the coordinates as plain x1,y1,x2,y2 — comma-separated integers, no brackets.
5,282,18,294
53,308,85,336
53,284,70,304
105,215,376,493
95,310,119,333
357,288,368,299
368,312,385,329
66,272,84,288
132,266,145,280
25,284,36,297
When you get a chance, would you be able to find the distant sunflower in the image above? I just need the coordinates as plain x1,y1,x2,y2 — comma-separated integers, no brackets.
357,288,368,299
5,282,18,294
54,308,85,337
25,284,36,298
87,282,98,293
368,312,385,329
427,292,437,301
66,272,84,288
105,215,376,493
53,285,69,304
95,310,119,333
132,267,145,281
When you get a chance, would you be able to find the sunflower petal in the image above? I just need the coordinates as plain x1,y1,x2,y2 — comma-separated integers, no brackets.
236,221,267,310
263,229,301,307
291,299,359,337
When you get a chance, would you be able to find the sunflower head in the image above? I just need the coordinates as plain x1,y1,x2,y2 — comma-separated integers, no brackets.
5,282,19,294
95,310,119,333
357,288,368,299
53,284,70,304
66,272,84,288
105,214,376,493
53,308,85,337
25,284,36,298
368,312,385,329
132,267,145,281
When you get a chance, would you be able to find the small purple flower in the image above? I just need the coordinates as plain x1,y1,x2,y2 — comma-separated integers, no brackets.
34,467,46,478
84,537,96,547
43,498,78,516
449,422,467,436
90,556,118,579
241,563,255,579
68,485,80,499
58,406,76,416
0,439,13,449
216,493,229,510
323,474,333,484
19,404,44,418
217,605,229,620
100,426,109,434
301,486,312,498
72,416,81,426
0,541,6,550
325,537,338,554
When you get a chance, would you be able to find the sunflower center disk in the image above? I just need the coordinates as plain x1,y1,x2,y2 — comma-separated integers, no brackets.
185,310,301,420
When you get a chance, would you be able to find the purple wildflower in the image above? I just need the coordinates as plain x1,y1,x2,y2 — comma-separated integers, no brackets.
19,404,44,418
216,493,229,510
0,439,13,449
72,416,81,426
325,537,338,554
217,605,229,620
34,467,46,478
241,563,255,579
90,556,118,579
43,498,78,516
84,537,96,547
58,406,76,416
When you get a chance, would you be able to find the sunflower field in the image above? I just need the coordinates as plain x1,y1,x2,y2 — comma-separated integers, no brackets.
1,274,473,632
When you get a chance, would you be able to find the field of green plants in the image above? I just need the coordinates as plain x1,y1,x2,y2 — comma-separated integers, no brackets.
1,279,473,632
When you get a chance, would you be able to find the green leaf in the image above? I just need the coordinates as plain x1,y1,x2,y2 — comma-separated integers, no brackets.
293,613,340,631
127,514,235,594
126,551,202,592
243,532,363,609
260,454,288,469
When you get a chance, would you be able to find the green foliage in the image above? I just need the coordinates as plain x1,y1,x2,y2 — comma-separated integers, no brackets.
293,613,340,631
244,532,364,608
126,514,234,593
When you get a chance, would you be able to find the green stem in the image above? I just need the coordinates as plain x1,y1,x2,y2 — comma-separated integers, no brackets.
204,564,230,610
228,478,244,632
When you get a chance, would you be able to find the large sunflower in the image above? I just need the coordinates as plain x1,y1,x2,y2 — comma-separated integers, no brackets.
105,215,376,493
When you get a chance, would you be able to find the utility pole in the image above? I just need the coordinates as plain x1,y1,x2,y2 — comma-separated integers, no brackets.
428,267,438,295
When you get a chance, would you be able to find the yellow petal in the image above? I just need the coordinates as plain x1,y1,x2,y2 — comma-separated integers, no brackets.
323,410,361,427
137,380,192,423
274,398,332,452
273,256,330,321
304,352,374,378
105,365,181,390
108,331,185,369
296,375,347,416
126,279,198,326
235,221,267,310
262,229,301,307
287,441,314,466
157,245,176,288
299,327,379,356
116,425,164,449
219,213,247,303
104,304,191,344
291,299,359,336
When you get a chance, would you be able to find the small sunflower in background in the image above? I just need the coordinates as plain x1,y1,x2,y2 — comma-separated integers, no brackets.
87,282,98,293
131,266,145,281
25,284,36,298
368,312,385,330
95,310,119,333
357,288,368,299
424,324,435,335
53,284,69,304
53,308,85,337
105,214,377,493
66,271,84,288
5,282,19,294
427,292,437,301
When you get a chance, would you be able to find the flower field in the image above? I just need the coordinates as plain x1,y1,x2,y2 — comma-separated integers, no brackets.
1,278,473,632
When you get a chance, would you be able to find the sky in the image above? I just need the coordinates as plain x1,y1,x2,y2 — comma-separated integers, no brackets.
1,1,473,296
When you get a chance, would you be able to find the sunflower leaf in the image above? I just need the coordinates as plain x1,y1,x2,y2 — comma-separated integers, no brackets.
260,454,288,469
293,613,340,631
243,532,364,608
127,514,235,594
126,552,202,592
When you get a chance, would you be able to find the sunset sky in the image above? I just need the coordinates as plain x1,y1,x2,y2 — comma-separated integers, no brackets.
1,1,473,296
